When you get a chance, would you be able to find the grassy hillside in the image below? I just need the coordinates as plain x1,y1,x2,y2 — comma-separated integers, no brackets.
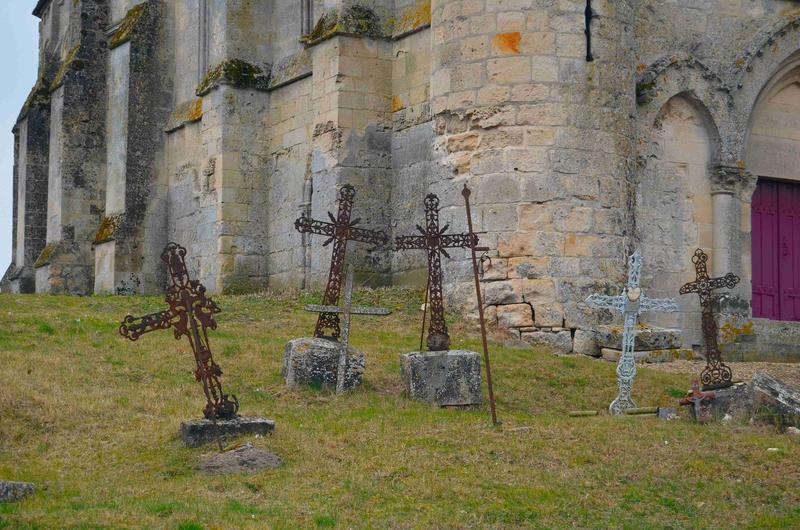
0,291,798,529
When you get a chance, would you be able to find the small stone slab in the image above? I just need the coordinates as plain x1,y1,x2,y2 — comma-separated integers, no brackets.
400,350,481,406
657,407,678,420
595,325,681,351
752,371,800,424
283,337,365,390
180,416,275,448
601,348,694,363
197,443,282,475
0,480,34,502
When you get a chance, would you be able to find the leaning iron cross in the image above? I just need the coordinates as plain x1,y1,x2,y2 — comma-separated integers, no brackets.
119,243,238,420
679,248,740,390
585,250,679,415
395,193,478,351
304,265,390,393
295,185,389,341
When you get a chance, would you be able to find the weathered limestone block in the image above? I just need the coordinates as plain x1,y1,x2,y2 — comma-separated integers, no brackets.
601,348,695,363
573,329,600,357
752,372,800,425
283,337,365,390
595,325,681,351
180,417,275,448
496,303,533,328
400,350,482,406
0,481,34,502
521,330,572,354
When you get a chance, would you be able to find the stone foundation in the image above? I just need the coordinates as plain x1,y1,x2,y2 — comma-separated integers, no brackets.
179,416,275,448
400,350,482,406
282,337,365,390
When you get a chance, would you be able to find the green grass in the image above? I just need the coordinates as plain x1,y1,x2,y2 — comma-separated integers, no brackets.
0,291,798,529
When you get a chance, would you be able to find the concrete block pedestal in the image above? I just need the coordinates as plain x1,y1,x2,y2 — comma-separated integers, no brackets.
400,350,482,406
283,337,365,390
179,416,275,447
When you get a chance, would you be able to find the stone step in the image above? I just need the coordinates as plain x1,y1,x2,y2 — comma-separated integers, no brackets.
595,325,682,351
600,347,695,364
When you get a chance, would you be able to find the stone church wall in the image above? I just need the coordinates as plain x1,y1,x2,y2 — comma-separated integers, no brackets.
6,0,800,360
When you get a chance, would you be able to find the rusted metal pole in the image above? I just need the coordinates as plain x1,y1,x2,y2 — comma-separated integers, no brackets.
461,184,498,425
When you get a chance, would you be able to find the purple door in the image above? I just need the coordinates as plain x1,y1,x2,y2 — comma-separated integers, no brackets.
752,179,800,321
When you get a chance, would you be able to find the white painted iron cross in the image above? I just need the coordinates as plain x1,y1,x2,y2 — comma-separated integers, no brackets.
585,250,679,415
304,265,391,393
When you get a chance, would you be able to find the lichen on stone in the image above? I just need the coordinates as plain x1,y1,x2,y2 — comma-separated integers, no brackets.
50,45,80,91
390,0,431,38
301,5,384,45
196,59,270,97
165,98,203,132
34,242,59,268
93,214,124,244
109,2,148,50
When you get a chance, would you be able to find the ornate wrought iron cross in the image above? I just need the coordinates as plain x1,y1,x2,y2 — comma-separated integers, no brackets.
679,248,740,390
295,185,389,341
305,265,391,393
586,250,679,415
395,193,478,351
119,243,238,420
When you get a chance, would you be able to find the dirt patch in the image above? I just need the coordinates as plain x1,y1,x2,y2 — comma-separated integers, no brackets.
198,443,282,475
644,360,800,389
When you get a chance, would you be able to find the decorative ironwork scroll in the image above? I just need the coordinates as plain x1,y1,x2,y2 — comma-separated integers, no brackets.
295,185,389,341
395,193,478,351
304,265,391,393
679,248,740,390
586,251,679,415
119,243,239,420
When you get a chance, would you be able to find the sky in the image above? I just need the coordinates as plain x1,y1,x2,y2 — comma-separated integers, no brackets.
0,2,40,276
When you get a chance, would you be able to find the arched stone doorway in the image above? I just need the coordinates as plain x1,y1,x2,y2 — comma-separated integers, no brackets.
746,61,800,322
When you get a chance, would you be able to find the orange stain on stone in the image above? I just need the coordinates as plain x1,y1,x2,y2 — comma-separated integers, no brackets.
493,32,521,54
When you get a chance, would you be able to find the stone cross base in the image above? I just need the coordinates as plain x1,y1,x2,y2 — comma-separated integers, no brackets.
400,350,482,406
179,416,275,447
282,337,365,390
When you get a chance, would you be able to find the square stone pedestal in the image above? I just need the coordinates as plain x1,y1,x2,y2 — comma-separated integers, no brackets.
283,337,365,390
179,416,275,447
400,350,482,406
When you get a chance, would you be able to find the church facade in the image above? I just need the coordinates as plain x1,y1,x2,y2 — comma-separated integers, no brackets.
4,0,800,360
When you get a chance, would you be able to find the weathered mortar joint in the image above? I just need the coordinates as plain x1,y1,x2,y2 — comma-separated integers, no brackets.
196,59,271,97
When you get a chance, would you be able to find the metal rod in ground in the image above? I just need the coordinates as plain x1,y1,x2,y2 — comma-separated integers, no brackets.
569,410,601,417
462,183,498,426
623,407,659,415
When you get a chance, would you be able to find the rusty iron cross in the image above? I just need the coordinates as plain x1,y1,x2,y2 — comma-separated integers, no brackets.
395,193,478,351
679,379,716,423
679,249,740,390
119,243,238,420
295,185,389,341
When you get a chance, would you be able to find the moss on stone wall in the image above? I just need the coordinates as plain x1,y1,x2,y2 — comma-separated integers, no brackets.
50,45,80,91
165,98,203,132
20,76,50,117
196,59,270,96
93,214,124,244
301,5,384,45
34,242,58,268
390,0,431,37
109,2,147,50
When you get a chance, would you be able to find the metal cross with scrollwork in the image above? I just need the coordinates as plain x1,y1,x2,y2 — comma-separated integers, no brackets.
679,248,740,390
305,265,391,393
119,243,238,420
395,193,478,351
586,250,679,415
295,185,389,341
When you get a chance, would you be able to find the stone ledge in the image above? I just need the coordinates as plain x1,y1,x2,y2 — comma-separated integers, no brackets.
595,325,682,351
400,350,481,406
601,347,695,363
179,416,275,448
